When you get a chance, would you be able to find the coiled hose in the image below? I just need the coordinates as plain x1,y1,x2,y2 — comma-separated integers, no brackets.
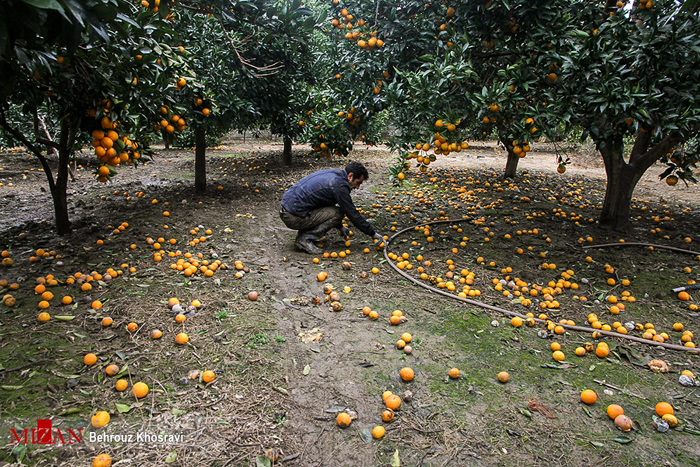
382,220,699,354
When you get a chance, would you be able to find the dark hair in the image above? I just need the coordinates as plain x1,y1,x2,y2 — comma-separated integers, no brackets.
345,161,369,180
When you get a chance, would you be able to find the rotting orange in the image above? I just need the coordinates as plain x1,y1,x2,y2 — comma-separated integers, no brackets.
615,414,633,431
497,371,510,383
336,412,352,428
101,317,113,327
105,364,119,376
127,322,138,332
381,409,395,422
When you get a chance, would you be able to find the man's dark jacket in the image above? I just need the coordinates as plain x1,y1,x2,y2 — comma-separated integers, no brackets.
281,168,375,236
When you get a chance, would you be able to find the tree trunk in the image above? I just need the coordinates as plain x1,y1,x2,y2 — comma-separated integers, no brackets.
51,118,72,235
598,154,639,231
503,145,520,179
282,134,292,166
195,127,206,193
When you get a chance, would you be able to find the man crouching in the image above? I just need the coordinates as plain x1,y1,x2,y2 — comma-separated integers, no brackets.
280,161,384,254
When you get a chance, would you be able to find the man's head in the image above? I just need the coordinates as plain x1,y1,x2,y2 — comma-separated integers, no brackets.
345,162,369,190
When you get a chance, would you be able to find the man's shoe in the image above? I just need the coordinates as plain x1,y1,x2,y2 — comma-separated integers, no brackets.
295,235,323,254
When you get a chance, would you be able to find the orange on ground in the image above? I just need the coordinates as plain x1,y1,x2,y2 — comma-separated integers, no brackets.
202,370,216,383
92,453,112,467
655,402,674,416
581,389,597,405
91,411,110,428
607,404,624,419
336,412,352,428
132,382,149,398
84,353,97,365
399,367,414,381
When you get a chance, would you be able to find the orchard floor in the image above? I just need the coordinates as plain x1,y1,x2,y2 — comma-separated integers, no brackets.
1,138,700,467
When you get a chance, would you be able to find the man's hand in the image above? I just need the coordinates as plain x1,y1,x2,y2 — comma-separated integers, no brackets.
373,233,386,248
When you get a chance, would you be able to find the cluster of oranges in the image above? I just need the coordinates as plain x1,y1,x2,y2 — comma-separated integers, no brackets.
331,7,385,50
153,105,187,134
1,249,14,267
91,127,142,181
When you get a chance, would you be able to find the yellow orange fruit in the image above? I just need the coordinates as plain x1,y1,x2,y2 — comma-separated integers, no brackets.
372,425,386,439
132,382,149,398
91,411,110,428
92,453,112,467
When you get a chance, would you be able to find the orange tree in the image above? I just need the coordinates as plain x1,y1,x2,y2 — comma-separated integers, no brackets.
377,0,573,180
297,0,397,159
170,0,321,194
553,0,700,229
0,0,191,234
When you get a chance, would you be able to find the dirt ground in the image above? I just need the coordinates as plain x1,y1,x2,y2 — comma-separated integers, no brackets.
1,137,700,467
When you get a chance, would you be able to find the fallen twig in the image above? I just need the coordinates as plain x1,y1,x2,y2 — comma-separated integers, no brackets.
593,379,648,400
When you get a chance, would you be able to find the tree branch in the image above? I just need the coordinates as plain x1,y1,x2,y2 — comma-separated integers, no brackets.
36,137,61,150
215,16,284,77
632,131,686,174
629,128,651,160
0,104,57,195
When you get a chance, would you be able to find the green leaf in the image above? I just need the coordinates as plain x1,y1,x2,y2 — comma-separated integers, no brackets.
165,451,177,463
391,449,401,467
115,403,131,413
12,444,26,462
54,315,75,321
613,436,632,444
255,457,271,467
23,0,64,11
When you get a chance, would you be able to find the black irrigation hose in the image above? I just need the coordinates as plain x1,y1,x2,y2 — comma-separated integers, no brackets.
382,220,699,354
583,242,700,257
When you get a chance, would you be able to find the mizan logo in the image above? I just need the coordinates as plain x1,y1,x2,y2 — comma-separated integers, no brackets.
10,419,82,445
